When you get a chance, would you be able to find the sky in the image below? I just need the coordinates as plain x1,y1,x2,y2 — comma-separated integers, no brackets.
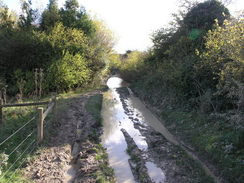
3,0,244,53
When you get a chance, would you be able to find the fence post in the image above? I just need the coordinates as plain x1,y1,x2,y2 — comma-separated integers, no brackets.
37,107,44,143
0,98,3,125
54,95,57,124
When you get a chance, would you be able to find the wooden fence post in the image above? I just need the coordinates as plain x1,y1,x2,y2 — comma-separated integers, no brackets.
0,98,3,125
37,107,44,143
54,95,57,124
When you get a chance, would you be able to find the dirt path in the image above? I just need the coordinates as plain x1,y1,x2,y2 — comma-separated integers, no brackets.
23,86,216,183
24,92,114,183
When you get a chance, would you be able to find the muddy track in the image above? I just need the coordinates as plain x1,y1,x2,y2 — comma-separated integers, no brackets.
129,87,223,183
23,85,217,183
116,87,215,183
24,92,114,183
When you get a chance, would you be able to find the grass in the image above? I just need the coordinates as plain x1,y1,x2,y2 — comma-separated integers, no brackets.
85,94,115,183
131,80,244,183
173,146,214,183
161,109,244,183
86,94,103,143
85,94,103,126
0,106,38,183
160,108,244,183
94,145,115,183
0,88,93,182
0,85,108,182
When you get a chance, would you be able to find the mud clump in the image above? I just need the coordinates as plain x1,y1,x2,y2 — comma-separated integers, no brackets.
121,128,153,183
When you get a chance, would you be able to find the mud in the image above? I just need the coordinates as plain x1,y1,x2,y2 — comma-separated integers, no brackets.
116,87,213,183
24,92,114,183
23,77,214,183
121,128,152,183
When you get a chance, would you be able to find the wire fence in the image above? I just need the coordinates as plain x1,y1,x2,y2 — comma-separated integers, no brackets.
6,142,37,183
0,116,36,146
0,114,37,182
0,96,56,182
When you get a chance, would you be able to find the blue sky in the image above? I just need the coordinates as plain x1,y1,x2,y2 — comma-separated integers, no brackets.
3,0,244,53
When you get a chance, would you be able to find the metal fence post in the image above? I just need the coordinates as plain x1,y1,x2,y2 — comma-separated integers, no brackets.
37,107,44,143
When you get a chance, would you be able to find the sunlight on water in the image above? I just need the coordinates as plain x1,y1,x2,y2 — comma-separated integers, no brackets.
102,76,166,183
102,79,136,183
107,76,123,89
63,165,76,183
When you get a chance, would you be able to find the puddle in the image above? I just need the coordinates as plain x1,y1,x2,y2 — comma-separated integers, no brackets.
146,162,166,183
128,96,179,145
102,76,136,183
102,76,219,183
128,93,220,182
102,76,165,183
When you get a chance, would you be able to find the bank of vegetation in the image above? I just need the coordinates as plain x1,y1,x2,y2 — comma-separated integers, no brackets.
0,0,113,98
110,0,243,182
0,0,113,181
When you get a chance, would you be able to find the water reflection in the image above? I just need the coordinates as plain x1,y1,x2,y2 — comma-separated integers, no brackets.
129,96,178,145
146,162,166,183
102,76,136,183
107,76,123,89
63,165,76,183
101,76,166,183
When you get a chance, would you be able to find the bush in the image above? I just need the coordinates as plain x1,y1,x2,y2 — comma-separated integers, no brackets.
46,52,90,91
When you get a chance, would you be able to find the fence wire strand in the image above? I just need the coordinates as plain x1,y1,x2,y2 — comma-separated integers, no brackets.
0,116,36,146
0,97,55,181
0,139,36,180
6,142,37,183
8,129,37,157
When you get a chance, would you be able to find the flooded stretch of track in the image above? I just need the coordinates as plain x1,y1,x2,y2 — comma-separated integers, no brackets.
101,76,166,183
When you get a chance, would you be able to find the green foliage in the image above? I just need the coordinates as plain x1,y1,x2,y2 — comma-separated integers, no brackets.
121,0,240,111
109,50,145,81
0,30,50,73
18,0,38,30
89,20,115,72
60,0,96,37
118,1,243,182
40,0,60,31
47,52,90,91
0,0,114,96
183,0,230,30
198,18,244,110
0,3,17,30
45,22,89,55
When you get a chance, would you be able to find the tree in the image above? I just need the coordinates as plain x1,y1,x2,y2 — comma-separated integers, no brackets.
45,22,89,56
60,0,96,36
198,18,244,109
0,3,17,30
40,0,60,31
64,0,79,11
60,0,79,28
183,0,230,31
88,20,115,72
18,0,38,30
